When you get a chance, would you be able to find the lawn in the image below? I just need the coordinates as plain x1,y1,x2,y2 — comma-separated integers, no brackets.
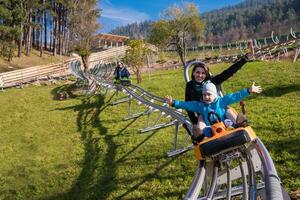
0,60,299,199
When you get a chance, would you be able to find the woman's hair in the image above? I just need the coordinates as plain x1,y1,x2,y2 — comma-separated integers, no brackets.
191,63,211,81
118,62,124,67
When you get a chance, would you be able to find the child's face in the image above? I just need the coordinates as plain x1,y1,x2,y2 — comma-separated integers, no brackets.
203,92,216,104
193,67,206,83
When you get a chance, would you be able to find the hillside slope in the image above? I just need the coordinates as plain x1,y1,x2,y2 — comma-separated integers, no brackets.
111,0,300,43
0,50,70,73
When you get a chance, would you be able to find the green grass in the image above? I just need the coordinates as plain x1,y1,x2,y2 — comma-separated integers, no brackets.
0,60,299,199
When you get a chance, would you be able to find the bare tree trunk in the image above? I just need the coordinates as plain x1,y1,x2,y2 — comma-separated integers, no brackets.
49,17,53,52
26,12,32,56
82,56,89,72
40,10,44,57
18,23,24,57
8,50,13,62
177,47,186,68
8,40,15,62
146,54,151,80
64,30,68,55
33,15,37,49
68,24,74,55
62,11,67,55
44,4,47,51
58,5,62,56
63,26,67,55
136,67,142,83
182,33,186,66
175,36,186,67
53,16,57,56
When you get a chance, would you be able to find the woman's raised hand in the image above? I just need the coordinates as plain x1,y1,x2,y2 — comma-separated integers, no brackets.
164,95,173,106
249,82,262,94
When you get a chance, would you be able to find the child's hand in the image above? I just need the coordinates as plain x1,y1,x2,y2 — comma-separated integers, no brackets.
249,82,262,93
164,95,173,106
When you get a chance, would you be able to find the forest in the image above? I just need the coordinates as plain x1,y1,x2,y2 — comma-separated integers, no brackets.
1,0,298,63
0,0,99,62
110,0,300,44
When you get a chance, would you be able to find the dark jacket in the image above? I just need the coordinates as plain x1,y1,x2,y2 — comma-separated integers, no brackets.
114,66,130,79
185,56,248,124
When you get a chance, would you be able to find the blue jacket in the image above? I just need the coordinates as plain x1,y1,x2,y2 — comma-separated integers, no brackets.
173,88,250,126
114,66,130,79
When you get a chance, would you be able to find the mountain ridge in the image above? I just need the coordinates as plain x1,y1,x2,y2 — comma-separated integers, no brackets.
110,0,300,44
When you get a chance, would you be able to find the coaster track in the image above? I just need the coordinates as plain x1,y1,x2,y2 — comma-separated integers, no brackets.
68,59,290,200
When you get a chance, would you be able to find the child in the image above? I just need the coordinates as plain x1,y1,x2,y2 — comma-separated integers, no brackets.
164,81,262,137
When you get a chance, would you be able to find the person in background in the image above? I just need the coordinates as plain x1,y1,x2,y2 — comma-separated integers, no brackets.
114,61,130,81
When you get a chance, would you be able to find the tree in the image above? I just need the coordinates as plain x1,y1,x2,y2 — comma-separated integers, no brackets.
124,39,154,84
149,3,204,67
0,0,23,62
68,0,100,72
23,0,40,56
0,0,100,62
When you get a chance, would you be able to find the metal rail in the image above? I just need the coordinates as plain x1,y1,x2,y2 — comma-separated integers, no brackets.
74,63,195,156
181,60,289,199
184,142,287,200
69,59,290,200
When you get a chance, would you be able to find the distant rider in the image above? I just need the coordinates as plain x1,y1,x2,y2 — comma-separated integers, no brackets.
114,61,130,81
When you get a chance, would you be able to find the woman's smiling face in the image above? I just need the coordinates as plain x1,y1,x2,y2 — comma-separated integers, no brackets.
193,67,207,83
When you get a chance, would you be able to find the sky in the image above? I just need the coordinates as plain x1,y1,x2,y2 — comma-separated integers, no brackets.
98,0,244,33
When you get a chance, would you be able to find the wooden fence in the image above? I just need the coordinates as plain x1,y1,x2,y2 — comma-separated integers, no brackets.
0,59,77,89
0,46,128,90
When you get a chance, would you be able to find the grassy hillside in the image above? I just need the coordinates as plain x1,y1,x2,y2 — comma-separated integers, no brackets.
0,49,71,73
0,60,299,199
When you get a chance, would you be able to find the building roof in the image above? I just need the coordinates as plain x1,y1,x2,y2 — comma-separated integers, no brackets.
95,33,129,42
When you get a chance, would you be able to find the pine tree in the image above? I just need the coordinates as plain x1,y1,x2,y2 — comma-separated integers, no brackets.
0,0,24,61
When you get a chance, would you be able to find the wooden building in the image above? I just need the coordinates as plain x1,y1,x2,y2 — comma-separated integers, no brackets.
92,33,129,50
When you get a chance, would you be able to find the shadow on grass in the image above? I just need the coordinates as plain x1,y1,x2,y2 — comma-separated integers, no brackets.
50,83,80,100
45,88,120,199
116,129,159,163
45,86,166,200
262,137,300,190
115,154,183,200
263,137,300,165
260,84,300,97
